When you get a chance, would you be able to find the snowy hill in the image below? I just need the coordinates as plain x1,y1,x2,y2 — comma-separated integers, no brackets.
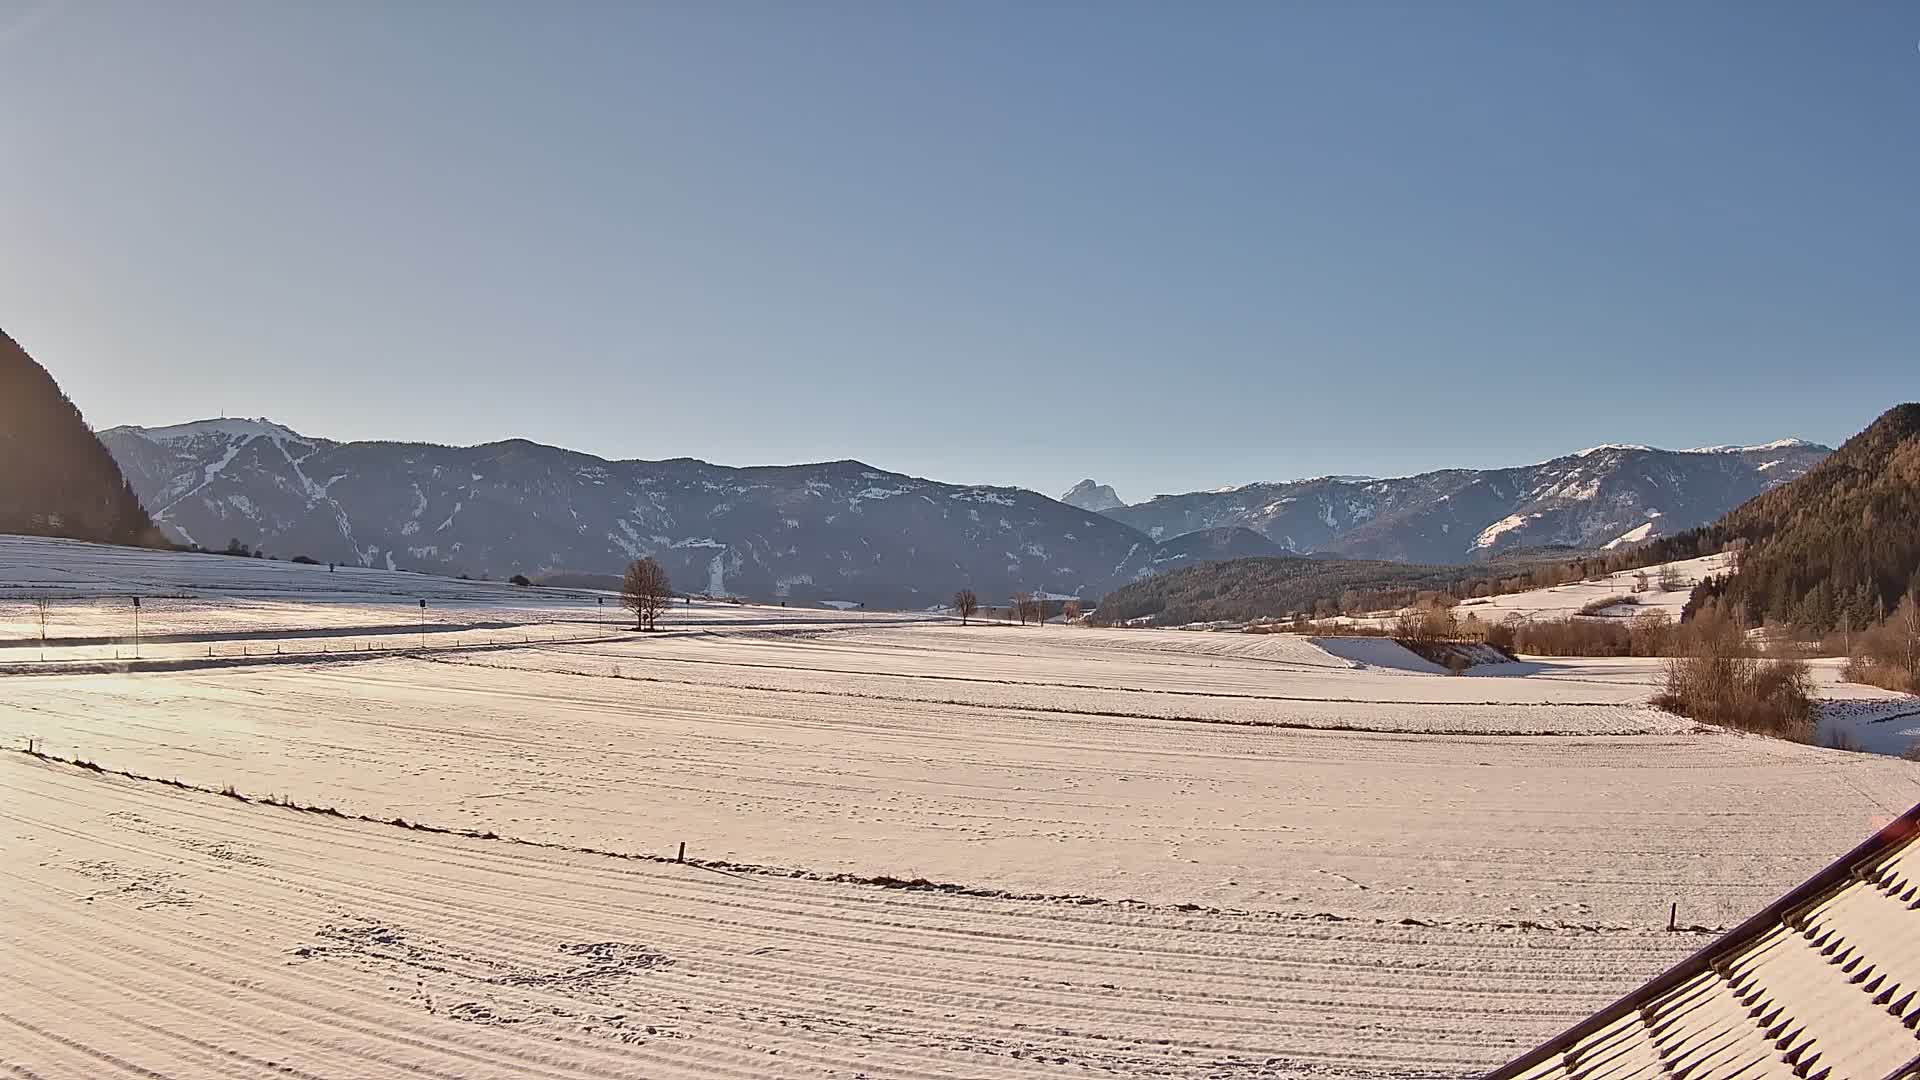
1100,442,1828,563
100,421,1242,605
1414,553,1732,627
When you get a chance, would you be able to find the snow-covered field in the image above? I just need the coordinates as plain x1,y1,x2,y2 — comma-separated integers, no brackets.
4,537,1919,1078
1439,553,1730,624
1330,553,1732,634
0,534,935,662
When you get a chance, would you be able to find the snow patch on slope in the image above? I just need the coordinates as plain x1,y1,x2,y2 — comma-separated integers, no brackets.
1471,513,1535,550
1685,438,1816,454
1603,520,1659,549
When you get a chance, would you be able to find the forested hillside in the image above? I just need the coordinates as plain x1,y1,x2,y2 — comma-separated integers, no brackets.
0,328,162,547
1676,403,1920,631
1086,554,1551,627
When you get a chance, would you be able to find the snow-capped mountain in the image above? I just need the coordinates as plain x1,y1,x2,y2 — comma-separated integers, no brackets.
1100,441,1830,563
1059,479,1124,513
97,420,1831,603
100,420,1224,605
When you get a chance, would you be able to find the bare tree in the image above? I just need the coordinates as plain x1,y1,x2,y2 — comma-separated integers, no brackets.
952,588,979,625
1062,599,1082,623
1012,591,1032,626
1656,562,1684,592
1628,609,1674,657
621,557,673,631
1018,594,1043,626
1900,594,1920,681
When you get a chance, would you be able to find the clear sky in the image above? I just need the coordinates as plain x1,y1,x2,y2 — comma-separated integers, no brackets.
3,2,1915,500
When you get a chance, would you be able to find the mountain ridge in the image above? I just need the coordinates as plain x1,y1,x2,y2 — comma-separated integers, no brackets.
101,419,1199,605
99,417,1831,606
1097,441,1828,563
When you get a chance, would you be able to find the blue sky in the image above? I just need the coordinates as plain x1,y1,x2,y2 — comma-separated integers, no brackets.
2,2,1915,500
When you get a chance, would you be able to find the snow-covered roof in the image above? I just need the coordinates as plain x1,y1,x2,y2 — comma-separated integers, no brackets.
1489,803,1920,1080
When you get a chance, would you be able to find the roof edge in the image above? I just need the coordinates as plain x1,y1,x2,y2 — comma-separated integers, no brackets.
1484,800,1920,1080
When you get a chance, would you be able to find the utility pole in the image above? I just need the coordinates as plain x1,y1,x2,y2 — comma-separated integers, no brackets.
419,598,428,648
131,596,141,658
34,597,49,663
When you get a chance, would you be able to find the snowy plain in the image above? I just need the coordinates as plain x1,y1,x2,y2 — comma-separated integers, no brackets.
3,536,1919,1079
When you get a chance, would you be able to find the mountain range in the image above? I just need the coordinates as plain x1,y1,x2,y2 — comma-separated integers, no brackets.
1079,440,1828,564
98,419,1828,605
100,420,1184,607
1097,405,1917,630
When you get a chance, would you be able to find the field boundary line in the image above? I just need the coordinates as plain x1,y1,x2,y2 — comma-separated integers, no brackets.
1,743,1712,936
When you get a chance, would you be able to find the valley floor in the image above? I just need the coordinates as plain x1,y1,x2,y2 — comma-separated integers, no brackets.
3,538,1919,1078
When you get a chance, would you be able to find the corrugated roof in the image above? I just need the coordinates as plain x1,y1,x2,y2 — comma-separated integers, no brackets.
1488,804,1920,1080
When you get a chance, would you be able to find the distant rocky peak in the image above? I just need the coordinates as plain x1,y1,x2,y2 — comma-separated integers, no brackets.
1060,478,1124,512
